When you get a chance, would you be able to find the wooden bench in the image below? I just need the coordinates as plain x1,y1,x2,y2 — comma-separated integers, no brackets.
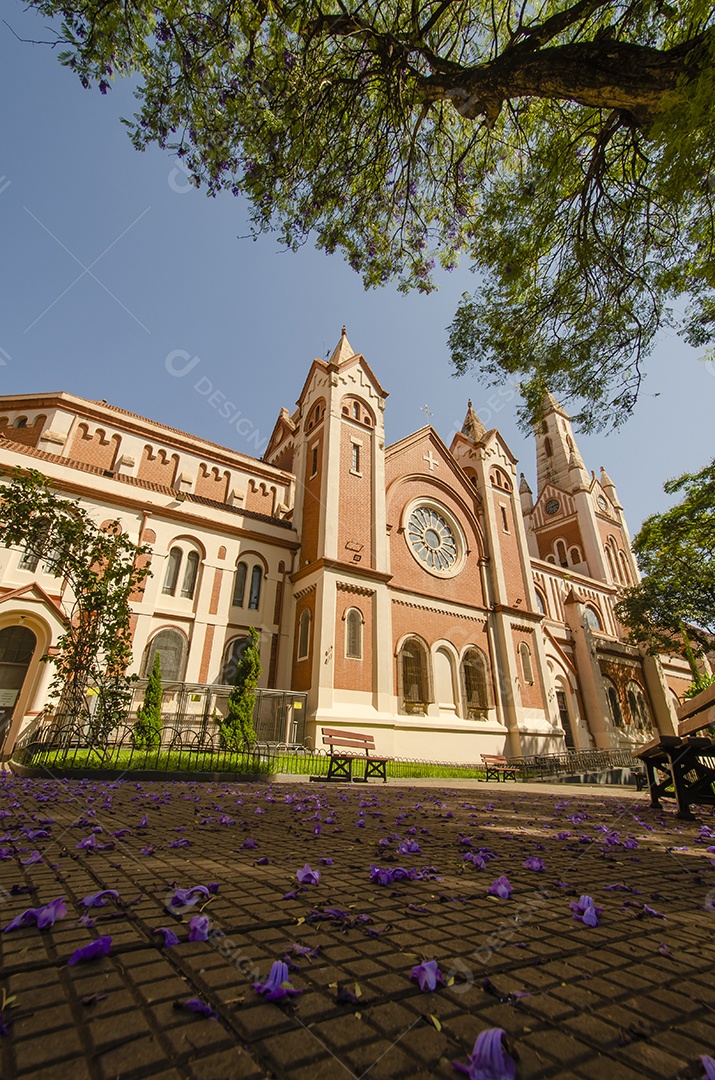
481,754,519,782
321,728,390,783
633,732,715,820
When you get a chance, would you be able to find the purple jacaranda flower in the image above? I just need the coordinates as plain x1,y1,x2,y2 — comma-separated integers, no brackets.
174,997,216,1018
335,982,360,1004
523,857,545,872
287,943,321,959
112,829,131,838
188,915,210,942
82,889,120,909
253,960,301,1001
604,883,640,893
20,850,43,864
557,832,570,840
24,828,50,840
658,942,671,955
487,876,513,899
68,936,112,965
410,960,446,992
218,815,235,825
453,1027,516,1079
140,845,155,856
623,838,639,849
242,838,257,849
0,848,12,860
256,856,270,865
700,1056,715,1080
463,853,487,869
138,814,149,827
570,895,602,927
4,897,67,932
641,904,666,920
296,864,320,885
169,839,191,848
397,840,422,855
80,915,95,928
153,926,179,947
318,857,333,866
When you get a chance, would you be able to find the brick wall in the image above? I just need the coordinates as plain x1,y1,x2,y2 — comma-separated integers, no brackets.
391,600,492,703
292,591,315,692
69,424,120,471
0,414,46,447
245,479,275,515
195,464,230,502
334,588,374,693
338,420,373,567
138,446,179,486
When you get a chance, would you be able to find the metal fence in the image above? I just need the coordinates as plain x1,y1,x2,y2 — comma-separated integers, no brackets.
41,682,308,749
510,748,639,778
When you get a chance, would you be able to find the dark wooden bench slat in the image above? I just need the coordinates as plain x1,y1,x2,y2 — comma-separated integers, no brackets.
321,727,390,783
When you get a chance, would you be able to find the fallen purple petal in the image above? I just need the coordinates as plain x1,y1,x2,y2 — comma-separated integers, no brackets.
410,959,446,992
253,960,301,1001
452,1026,516,1079
68,936,112,965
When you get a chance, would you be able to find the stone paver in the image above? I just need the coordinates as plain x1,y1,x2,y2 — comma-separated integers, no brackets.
0,773,714,1078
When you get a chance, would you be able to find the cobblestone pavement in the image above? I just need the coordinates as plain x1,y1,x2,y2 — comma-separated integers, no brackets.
1,773,714,1080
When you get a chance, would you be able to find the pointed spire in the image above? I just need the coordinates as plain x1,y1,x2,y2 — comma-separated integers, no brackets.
541,390,569,419
519,472,534,513
600,465,622,508
328,325,356,366
461,399,487,443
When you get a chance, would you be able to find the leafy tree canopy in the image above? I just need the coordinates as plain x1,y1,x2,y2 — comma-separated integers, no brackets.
22,0,715,427
615,459,715,681
0,468,152,732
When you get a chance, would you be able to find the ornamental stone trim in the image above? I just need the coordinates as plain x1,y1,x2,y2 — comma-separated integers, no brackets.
391,596,487,622
336,581,376,597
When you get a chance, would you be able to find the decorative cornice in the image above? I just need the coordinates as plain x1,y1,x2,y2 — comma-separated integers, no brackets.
391,596,487,622
336,581,376,596
294,583,317,601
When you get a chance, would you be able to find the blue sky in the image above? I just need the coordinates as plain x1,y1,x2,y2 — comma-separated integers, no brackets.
2,4,713,532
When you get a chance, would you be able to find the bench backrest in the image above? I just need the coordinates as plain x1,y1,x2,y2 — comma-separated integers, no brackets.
481,754,510,765
322,727,376,753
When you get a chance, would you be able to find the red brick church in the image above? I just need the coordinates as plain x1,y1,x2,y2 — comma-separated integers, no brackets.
0,330,692,759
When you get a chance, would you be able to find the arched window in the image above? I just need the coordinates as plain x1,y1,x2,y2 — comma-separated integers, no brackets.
18,546,40,572
604,679,624,728
626,681,652,731
248,565,262,610
545,554,556,564
232,562,247,607
222,636,248,684
569,546,582,565
534,590,547,616
519,642,534,684
555,540,568,567
605,545,618,582
399,637,430,709
162,547,182,595
143,629,187,682
345,608,363,659
14,417,28,429
460,648,490,716
353,400,360,420
544,437,553,456
180,551,200,599
584,605,602,631
297,609,311,660
619,550,631,585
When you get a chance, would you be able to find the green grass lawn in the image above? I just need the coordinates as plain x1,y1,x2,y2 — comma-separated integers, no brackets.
22,746,489,781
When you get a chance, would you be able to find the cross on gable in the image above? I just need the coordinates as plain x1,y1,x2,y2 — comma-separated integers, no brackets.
423,450,440,472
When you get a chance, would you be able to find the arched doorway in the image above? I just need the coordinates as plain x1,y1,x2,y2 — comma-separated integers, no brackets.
0,625,37,750
434,647,457,715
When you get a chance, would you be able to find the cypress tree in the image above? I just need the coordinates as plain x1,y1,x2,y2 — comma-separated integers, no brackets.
134,653,163,749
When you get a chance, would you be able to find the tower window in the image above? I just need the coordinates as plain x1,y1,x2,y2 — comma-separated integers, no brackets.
297,609,311,660
500,505,509,532
345,608,363,659
310,445,318,477
519,642,534,685
162,547,182,595
180,550,200,599
351,443,360,473
248,565,262,610
233,561,247,607
544,437,553,457
353,401,360,420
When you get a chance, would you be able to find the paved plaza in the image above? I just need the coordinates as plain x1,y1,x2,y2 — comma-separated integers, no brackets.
0,773,714,1079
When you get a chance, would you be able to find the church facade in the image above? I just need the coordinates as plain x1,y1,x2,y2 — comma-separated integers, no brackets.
0,331,693,760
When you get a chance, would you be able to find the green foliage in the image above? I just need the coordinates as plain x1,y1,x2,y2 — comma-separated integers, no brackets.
0,468,152,733
22,0,715,427
219,627,261,751
133,653,162,749
615,459,715,684
683,672,715,700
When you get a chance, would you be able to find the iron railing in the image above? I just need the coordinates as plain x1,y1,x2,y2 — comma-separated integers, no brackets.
510,747,641,778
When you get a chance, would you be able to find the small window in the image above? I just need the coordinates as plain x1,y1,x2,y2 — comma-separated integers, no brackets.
162,547,183,595
619,550,630,585
310,445,318,477
248,565,262,610
544,437,552,457
180,550,200,599
500,505,509,532
18,547,40,572
534,590,546,616
14,417,28,429
351,444,360,473
607,684,624,728
545,554,556,564
345,608,363,659
353,401,360,420
519,642,534,685
297,609,311,660
233,562,247,607
569,546,582,566
555,540,567,567
222,636,248,684
584,605,602,631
